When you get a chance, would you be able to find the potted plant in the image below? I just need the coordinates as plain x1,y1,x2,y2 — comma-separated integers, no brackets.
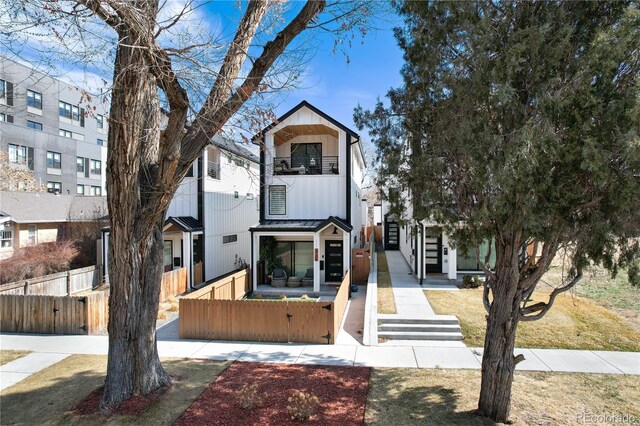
259,236,282,282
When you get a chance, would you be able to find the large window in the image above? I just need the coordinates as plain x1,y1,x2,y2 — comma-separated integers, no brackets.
269,185,286,215
47,151,61,169
457,240,497,271
47,181,62,194
91,186,102,196
27,90,42,109
274,241,313,278
0,79,13,105
28,225,37,246
27,120,43,131
90,159,101,175
8,144,27,165
59,129,72,138
291,143,322,172
77,157,85,173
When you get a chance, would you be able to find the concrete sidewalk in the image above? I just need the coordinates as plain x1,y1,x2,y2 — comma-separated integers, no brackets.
1,333,638,380
385,251,435,317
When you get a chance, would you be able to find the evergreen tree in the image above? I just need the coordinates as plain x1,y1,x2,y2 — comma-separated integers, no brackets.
355,1,640,421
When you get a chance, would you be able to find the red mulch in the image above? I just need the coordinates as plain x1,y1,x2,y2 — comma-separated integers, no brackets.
175,361,371,425
71,385,167,417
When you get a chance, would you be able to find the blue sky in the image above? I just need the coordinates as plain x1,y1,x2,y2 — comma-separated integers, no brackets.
204,2,405,141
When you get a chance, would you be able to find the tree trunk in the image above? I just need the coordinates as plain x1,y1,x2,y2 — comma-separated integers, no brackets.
101,32,171,411
478,236,523,423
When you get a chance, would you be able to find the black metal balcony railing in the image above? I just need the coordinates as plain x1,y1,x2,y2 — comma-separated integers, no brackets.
273,156,339,175
208,161,221,180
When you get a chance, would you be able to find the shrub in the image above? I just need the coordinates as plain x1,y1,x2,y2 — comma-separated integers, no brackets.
461,275,483,289
287,390,319,421
0,240,78,284
168,303,178,312
279,294,287,299
238,383,264,410
157,311,167,320
300,294,309,300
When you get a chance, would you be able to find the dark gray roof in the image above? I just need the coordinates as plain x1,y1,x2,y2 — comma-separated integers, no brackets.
164,216,203,232
250,216,352,233
0,191,108,223
211,135,259,163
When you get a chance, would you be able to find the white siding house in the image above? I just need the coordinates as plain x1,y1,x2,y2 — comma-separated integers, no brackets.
103,136,259,289
250,101,366,293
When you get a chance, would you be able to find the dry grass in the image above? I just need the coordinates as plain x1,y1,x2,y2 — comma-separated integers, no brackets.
0,355,228,425
366,368,640,425
427,288,640,351
0,350,30,366
377,251,397,314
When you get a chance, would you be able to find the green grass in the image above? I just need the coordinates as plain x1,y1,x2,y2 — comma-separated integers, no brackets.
377,251,397,314
366,368,640,425
427,288,640,351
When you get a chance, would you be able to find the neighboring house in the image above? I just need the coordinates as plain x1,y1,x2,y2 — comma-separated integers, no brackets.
249,101,367,293
0,191,107,259
0,57,109,196
382,193,495,283
100,135,259,289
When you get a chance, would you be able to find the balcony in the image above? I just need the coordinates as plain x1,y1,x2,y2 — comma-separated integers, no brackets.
208,161,221,180
273,156,338,175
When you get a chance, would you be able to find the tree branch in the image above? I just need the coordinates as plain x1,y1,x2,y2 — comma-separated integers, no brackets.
519,269,582,321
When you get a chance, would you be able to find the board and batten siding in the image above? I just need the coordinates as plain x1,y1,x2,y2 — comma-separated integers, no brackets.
166,160,199,219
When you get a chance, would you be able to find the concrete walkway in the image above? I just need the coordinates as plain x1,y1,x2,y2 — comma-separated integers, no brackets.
385,251,435,317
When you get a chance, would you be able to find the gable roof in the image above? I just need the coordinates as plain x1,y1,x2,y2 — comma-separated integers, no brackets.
0,191,108,223
252,100,359,143
211,135,259,163
164,216,204,232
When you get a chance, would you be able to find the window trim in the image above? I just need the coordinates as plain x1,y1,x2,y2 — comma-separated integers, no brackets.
77,184,85,195
222,234,238,244
269,185,286,216
59,100,72,119
90,185,102,196
0,225,13,248
76,156,85,173
97,114,104,129
59,129,72,138
47,181,62,194
90,159,102,175
47,151,61,169
27,89,42,109
27,120,43,131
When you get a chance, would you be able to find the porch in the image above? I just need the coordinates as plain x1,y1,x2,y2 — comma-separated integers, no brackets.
253,283,340,298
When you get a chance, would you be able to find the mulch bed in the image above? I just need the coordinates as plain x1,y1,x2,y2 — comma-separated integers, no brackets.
175,361,372,425
71,385,167,417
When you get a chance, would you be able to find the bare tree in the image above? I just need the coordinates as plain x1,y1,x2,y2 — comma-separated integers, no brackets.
2,0,380,411
0,152,46,192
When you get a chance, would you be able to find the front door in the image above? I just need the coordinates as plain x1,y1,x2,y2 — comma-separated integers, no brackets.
325,240,343,282
385,220,399,250
424,229,442,273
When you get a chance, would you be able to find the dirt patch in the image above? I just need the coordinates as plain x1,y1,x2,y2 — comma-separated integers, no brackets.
175,361,371,425
71,385,168,417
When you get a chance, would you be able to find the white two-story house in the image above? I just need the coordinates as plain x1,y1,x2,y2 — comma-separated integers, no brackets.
249,101,366,293
101,135,259,289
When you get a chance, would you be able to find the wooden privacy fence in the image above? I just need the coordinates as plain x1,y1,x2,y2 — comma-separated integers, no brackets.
160,267,188,302
180,271,351,344
0,291,109,334
0,266,101,296
187,268,251,301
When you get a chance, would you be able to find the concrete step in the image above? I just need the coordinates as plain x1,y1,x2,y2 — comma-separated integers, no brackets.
378,314,459,325
378,323,461,333
378,331,465,341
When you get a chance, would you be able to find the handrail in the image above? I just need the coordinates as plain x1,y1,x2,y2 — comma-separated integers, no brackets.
273,156,339,175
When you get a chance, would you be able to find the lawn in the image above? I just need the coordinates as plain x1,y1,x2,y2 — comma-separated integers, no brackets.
426,288,640,351
0,350,30,366
366,368,640,425
0,355,228,425
540,260,639,330
377,251,397,314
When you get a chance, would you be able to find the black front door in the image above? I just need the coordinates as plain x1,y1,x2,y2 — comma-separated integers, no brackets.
385,220,399,250
325,240,343,282
424,228,442,273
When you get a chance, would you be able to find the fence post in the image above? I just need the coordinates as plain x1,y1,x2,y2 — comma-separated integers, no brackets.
232,276,236,300
23,281,29,295
66,270,72,296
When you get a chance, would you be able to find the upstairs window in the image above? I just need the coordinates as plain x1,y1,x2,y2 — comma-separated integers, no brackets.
269,185,286,215
97,138,105,146
90,159,102,175
97,114,104,129
0,113,14,123
77,157,85,173
59,101,72,119
59,129,72,138
222,234,238,244
46,151,61,169
91,185,102,196
27,120,43,131
47,181,62,194
0,79,13,106
27,90,42,109
8,144,27,165
77,184,85,195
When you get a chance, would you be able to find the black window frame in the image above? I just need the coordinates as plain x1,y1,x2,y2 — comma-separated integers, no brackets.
269,185,286,215
46,151,61,169
90,159,102,175
27,120,43,131
222,234,238,244
76,156,85,173
27,89,42,109
59,100,72,119
97,114,104,129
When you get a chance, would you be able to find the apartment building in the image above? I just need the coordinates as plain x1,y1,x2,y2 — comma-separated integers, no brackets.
0,57,108,196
